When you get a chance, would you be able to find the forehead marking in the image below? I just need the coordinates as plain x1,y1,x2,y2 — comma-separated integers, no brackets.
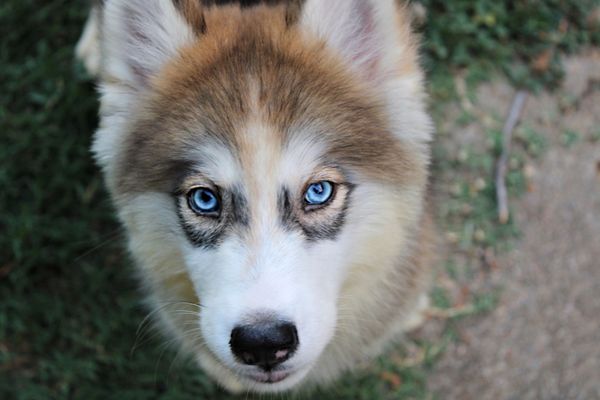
117,8,424,199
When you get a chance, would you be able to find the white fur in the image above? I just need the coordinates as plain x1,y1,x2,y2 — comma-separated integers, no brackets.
186,141,241,187
79,0,432,394
116,124,426,392
301,0,385,76
92,0,197,189
102,0,195,88
180,122,345,390
92,84,136,191
75,7,101,76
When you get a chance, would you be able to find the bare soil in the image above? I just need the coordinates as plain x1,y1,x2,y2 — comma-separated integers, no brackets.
427,50,600,400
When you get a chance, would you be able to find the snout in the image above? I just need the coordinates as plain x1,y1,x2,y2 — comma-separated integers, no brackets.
230,320,299,371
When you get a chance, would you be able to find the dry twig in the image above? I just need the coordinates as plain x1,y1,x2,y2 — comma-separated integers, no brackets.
496,90,529,224
425,305,477,319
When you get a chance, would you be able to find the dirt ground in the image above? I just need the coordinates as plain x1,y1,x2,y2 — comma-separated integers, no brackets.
426,50,600,399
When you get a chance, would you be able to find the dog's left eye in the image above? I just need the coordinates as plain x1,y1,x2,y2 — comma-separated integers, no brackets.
304,181,334,206
188,188,220,216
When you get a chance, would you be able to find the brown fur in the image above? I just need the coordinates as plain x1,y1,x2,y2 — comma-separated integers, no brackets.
175,0,207,35
84,0,435,391
116,4,426,199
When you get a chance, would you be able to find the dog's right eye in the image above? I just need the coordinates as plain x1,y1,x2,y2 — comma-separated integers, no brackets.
187,188,221,216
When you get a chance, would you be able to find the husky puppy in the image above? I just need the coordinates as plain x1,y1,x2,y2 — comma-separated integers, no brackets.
77,0,434,393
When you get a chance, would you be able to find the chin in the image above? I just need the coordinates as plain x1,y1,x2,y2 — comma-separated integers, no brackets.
197,351,314,394
237,367,312,393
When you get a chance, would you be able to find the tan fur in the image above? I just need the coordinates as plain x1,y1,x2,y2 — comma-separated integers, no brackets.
80,0,434,393
115,4,426,197
175,0,207,35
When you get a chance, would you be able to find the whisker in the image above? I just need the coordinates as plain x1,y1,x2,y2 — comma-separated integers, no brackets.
72,228,125,262
131,301,202,356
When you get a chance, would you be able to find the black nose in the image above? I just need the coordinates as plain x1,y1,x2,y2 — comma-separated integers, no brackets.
230,322,299,371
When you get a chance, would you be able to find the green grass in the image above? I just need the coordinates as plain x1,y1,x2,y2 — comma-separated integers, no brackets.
419,0,600,92
1,0,598,399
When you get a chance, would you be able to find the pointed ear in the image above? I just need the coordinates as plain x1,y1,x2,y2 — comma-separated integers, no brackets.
102,0,200,90
93,0,202,186
300,0,398,81
300,0,433,144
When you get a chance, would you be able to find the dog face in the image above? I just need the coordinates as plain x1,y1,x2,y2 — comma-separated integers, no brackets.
93,0,432,392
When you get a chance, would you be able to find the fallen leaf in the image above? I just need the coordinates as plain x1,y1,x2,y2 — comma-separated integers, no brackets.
532,49,553,72
380,371,402,389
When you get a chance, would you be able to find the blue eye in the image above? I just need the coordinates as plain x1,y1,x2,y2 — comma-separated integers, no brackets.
188,188,220,215
304,181,334,206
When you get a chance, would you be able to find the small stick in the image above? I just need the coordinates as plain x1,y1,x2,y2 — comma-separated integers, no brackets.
496,90,528,224
425,305,477,319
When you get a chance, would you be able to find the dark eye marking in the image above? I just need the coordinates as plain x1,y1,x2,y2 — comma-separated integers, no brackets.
279,187,301,231
176,185,249,249
278,184,354,242
230,185,250,228
176,207,226,249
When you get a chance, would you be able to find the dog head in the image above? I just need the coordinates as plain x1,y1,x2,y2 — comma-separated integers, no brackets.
94,0,431,392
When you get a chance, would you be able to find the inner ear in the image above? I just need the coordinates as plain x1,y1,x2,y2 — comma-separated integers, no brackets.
348,0,380,81
102,0,199,90
300,0,384,83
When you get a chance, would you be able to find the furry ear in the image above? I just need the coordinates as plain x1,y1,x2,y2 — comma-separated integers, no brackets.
300,0,433,144
94,0,202,188
301,0,397,84
102,0,199,89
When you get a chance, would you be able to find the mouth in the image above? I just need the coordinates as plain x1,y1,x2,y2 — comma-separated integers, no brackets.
243,370,292,384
